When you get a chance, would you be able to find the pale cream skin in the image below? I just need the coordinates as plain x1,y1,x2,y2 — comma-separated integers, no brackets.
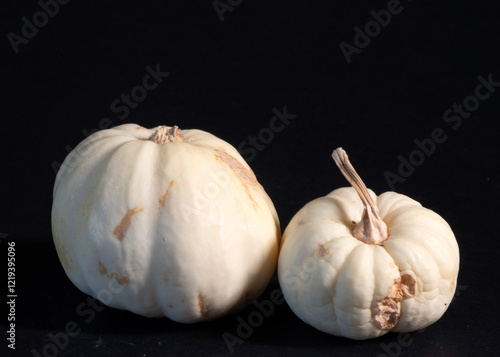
52,124,280,323
278,149,459,340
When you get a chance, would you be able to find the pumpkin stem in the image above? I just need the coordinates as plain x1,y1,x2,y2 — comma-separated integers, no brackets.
149,126,183,144
331,148,388,245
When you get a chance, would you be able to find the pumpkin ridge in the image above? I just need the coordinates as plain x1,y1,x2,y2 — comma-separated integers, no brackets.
325,195,364,228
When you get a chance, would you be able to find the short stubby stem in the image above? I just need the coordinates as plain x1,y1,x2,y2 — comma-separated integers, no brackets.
149,125,183,144
332,148,388,245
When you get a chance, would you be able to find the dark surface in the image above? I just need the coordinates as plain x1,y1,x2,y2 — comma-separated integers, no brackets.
1,1,499,356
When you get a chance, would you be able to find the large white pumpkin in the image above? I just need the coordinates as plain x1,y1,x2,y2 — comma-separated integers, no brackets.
278,148,459,339
52,124,280,322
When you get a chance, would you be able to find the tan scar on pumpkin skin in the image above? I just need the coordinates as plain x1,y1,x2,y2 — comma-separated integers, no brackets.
373,274,416,329
158,181,174,211
214,149,260,208
198,293,210,318
113,207,143,241
214,149,257,185
98,261,130,286
316,244,330,257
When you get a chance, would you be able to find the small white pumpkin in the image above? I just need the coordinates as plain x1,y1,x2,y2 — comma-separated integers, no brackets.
52,124,280,323
278,148,459,340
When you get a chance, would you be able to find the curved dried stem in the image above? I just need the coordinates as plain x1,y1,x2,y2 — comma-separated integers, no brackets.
332,148,388,245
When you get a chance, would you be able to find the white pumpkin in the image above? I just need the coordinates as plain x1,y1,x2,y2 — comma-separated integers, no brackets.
52,124,280,323
278,148,459,340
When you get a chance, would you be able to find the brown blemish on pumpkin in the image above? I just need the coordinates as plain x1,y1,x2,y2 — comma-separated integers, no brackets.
159,181,174,211
113,207,143,241
98,261,108,275
450,279,456,292
317,244,329,257
110,272,130,286
373,274,416,330
163,272,169,283
297,220,305,226
98,261,129,286
375,296,400,329
198,293,210,318
400,274,416,297
214,149,257,185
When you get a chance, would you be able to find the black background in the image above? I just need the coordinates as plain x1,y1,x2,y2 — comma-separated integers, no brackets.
1,0,500,356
